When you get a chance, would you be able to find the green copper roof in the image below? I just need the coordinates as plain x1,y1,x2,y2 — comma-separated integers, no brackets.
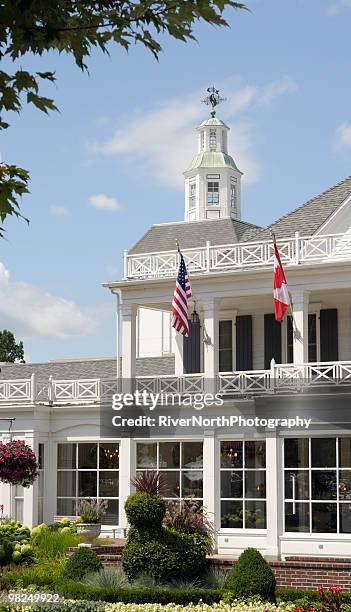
198,116,229,129
185,151,242,173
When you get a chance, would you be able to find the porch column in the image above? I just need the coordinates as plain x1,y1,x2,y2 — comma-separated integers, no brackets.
290,289,310,364
202,298,219,394
119,437,136,534
0,433,11,519
23,432,38,528
203,432,220,550
265,434,280,558
174,332,184,376
121,303,137,393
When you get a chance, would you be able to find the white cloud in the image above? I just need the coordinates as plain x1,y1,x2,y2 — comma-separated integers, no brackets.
327,0,351,15
336,123,351,148
0,262,97,340
92,77,297,189
89,193,121,211
50,205,70,217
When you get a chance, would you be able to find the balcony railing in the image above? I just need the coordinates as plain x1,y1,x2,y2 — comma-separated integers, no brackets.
124,231,351,280
1,361,351,406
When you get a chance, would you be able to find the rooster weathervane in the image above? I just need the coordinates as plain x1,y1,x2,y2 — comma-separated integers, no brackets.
202,86,226,117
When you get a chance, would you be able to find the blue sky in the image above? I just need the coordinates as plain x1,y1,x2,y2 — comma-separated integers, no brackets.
1,0,351,363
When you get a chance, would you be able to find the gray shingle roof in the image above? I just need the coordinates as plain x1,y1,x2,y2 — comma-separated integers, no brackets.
0,356,175,381
129,218,261,254
243,175,351,242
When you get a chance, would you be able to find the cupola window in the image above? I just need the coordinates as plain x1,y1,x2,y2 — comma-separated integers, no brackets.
230,180,237,211
207,181,219,206
189,182,196,209
200,131,205,151
209,129,217,151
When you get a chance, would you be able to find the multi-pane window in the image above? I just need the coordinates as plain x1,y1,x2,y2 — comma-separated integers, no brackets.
220,441,266,529
207,182,219,206
219,320,233,372
136,442,203,502
189,183,196,209
230,181,237,211
14,484,24,523
209,129,217,150
201,131,205,151
57,443,119,524
222,130,227,151
38,443,45,524
287,314,317,363
284,438,351,534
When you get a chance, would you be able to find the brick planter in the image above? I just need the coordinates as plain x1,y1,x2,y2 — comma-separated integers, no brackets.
67,545,351,591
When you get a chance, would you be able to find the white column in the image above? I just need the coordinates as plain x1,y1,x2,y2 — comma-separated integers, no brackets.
265,434,280,558
203,432,220,551
46,436,56,524
0,433,11,519
290,289,310,364
23,432,38,528
118,437,135,534
174,333,184,376
203,298,219,393
121,304,137,393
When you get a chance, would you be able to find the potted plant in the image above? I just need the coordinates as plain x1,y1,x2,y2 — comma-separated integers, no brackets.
75,499,107,543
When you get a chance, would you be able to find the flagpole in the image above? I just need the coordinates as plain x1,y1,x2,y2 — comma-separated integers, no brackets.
269,228,298,337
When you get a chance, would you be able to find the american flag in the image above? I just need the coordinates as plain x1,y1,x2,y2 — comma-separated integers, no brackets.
171,252,192,337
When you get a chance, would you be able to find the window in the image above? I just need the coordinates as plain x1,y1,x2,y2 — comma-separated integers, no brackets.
287,314,317,363
38,443,45,523
220,441,266,529
222,130,227,151
219,320,233,372
136,441,203,502
189,183,196,209
207,182,219,206
209,129,217,150
14,484,24,523
284,437,351,534
230,182,237,210
57,442,119,524
201,131,205,151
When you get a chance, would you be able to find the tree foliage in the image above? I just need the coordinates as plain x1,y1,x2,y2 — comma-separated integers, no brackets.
0,0,247,235
0,329,24,362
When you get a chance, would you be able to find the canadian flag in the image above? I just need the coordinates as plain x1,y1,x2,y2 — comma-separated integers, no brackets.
273,242,289,322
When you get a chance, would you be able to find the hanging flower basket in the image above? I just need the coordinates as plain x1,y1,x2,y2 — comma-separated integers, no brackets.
0,440,39,487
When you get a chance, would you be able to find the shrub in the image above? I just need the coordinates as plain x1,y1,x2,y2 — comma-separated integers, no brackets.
122,528,208,582
55,580,223,604
164,500,215,550
31,526,82,562
61,547,102,581
125,492,166,533
0,519,34,566
224,547,276,601
81,567,129,589
76,499,107,524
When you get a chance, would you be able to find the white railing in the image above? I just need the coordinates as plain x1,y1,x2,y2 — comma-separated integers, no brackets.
136,374,204,394
0,374,120,405
218,360,351,396
124,232,351,280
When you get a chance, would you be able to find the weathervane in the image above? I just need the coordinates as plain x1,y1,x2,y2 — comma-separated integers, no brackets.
202,86,226,117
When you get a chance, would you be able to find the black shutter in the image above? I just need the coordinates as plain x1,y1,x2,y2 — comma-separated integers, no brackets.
320,309,338,361
183,320,201,373
236,315,253,371
264,313,282,369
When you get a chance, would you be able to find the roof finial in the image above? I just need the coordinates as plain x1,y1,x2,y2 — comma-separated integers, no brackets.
202,86,226,117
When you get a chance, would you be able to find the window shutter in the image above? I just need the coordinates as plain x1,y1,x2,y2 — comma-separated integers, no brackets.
320,309,338,361
264,313,282,369
183,320,201,373
236,315,253,371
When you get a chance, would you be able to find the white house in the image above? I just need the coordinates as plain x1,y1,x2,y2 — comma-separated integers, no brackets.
2,93,351,560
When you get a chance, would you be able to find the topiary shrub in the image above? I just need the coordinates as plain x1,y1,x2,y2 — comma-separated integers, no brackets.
122,491,208,582
124,492,166,533
61,546,102,581
122,528,208,581
224,547,276,601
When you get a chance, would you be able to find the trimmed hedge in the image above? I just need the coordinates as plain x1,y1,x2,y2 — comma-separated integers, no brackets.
224,548,276,601
277,588,351,604
54,580,223,604
61,547,102,581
